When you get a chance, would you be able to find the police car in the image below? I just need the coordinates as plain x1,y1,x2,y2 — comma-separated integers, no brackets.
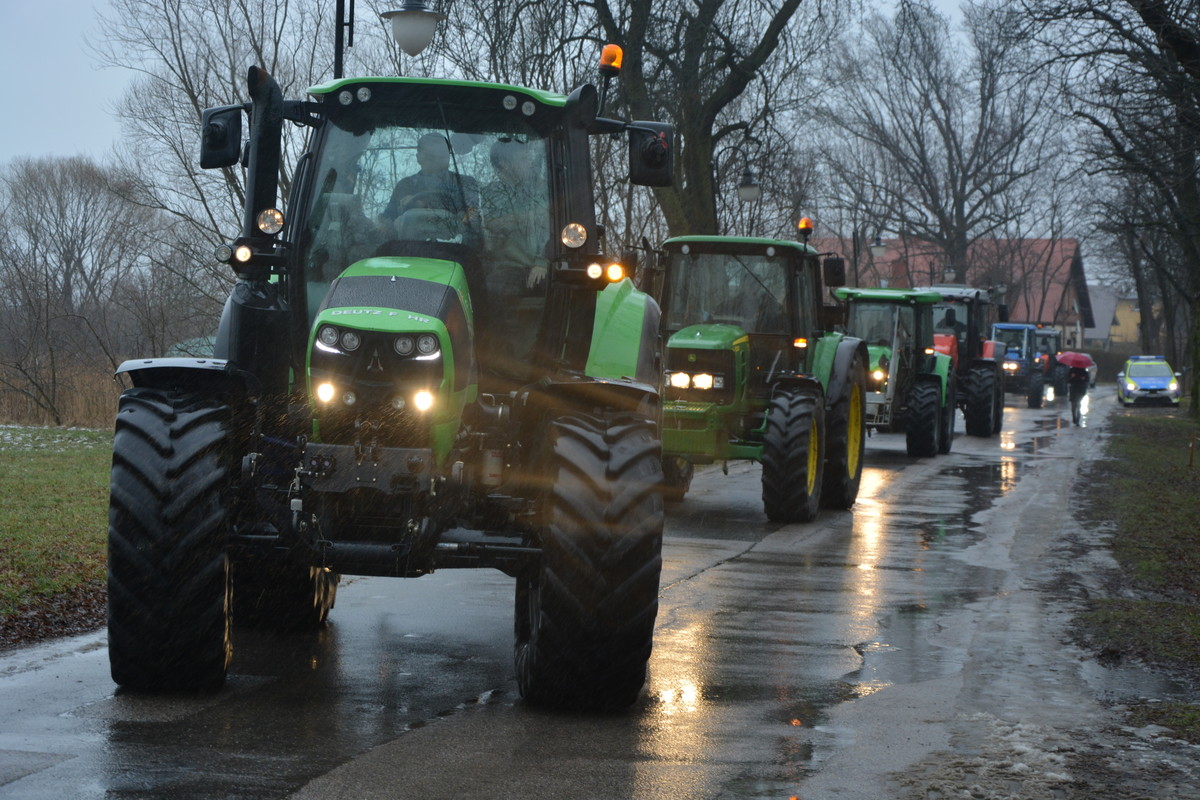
1116,355,1182,406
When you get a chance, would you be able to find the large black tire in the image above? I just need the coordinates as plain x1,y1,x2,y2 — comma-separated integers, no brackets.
660,455,694,503
1027,370,1045,408
515,413,664,709
231,560,339,631
963,365,998,437
938,379,956,454
905,380,941,457
821,355,866,509
107,388,233,691
762,388,825,523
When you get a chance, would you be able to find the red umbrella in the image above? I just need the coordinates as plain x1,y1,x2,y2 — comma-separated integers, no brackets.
1056,351,1095,369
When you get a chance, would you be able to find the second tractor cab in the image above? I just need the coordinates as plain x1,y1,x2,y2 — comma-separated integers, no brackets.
106,41,675,711
834,288,955,457
993,322,1064,408
653,233,868,522
917,284,1007,437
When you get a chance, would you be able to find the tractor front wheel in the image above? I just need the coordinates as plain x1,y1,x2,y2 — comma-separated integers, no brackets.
661,455,694,503
821,354,866,509
515,413,664,709
938,379,956,454
231,560,339,631
1027,370,1045,408
905,380,942,457
107,388,233,691
964,365,999,437
762,388,825,523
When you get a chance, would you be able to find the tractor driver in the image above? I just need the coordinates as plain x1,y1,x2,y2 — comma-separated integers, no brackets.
937,307,967,344
481,138,549,297
382,133,482,247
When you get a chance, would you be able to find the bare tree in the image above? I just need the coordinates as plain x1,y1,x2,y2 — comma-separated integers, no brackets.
820,1,1057,281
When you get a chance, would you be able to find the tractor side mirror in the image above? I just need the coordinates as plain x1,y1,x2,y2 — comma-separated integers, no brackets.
997,303,1010,322
822,257,847,288
629,121,674,187
565,83,599,130
199,105,244,169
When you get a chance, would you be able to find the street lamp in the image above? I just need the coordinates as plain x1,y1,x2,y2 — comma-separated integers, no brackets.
382,0,445,57
736,167,762,203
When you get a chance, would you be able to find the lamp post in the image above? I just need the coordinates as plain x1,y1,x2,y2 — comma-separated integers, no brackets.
381,0,445,57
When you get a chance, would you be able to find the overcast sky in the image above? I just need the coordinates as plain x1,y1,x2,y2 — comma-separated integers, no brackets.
0,0,130,165
0,0,962,168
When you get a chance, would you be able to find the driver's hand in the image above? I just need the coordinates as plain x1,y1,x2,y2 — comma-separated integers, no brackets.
527,265,547,288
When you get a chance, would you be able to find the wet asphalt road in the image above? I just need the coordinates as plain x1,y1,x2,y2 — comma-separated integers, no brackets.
0,389,1129,799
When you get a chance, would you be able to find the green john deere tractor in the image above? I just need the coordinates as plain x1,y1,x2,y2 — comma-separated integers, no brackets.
105,45,674,709
834,288,955,457
652,234,868,522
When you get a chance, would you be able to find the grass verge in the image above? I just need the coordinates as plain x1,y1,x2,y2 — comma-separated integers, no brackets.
0,426,111,645
1076,407,1200,743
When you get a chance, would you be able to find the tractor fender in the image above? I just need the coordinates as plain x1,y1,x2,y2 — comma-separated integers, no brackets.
520,375,661,422
923,352,955,402
823,336,869,409
768,372,825,400
585,279,663,389
116,357,259,398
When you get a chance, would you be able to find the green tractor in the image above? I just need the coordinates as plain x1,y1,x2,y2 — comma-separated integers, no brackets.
653,233,868,522
834,288,955,457
105,41,674,710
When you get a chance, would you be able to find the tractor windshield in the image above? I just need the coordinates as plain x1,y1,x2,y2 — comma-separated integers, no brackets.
664,250,789,334
993,327,1029,357
847,303,905,347
298,107,551,323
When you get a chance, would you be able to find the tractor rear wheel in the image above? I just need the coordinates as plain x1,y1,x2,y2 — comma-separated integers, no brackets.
107,388,233,691
232,560,339,631
1027,370,1045,408
964,365,999,437
515,412,664,709
938,379,956,454
821,353,866,509
661,455,694,503
905,380,941,457
762,388,825,523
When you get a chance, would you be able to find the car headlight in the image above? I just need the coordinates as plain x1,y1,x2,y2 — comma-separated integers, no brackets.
1126,382,1137,392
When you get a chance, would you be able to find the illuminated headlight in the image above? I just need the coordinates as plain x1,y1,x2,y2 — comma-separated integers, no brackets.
1170,381,1179,392
413,390,435,412
416,334,439,355
561,222,587,248
256,208,284,235
394,335,415,356
1003,362,1018,371
586,263,603,279
1126,382,1137,392
605,263,625,282
340,331,361,351
872,369,886,382
692,373,714,390
668,372,691,389
318,326,340,348
316,382,336,403
234,245,253,263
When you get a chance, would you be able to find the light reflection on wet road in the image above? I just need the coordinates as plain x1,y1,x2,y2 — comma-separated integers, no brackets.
0,391,1123,799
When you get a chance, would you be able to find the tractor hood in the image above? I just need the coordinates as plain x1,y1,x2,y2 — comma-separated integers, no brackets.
666,323,750,351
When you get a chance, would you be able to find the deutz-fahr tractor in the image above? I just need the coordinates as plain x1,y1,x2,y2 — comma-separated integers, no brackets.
652,233,868,522
993,322,1064,408
834,288,955,457
917,284,1007,437
105,46,675,709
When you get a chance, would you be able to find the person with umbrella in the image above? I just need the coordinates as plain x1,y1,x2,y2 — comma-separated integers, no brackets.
1058,352,1096,425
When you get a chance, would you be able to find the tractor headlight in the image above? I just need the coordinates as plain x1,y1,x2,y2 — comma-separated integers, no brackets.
394,335,415,356
318,326,340,348
256,208,284,235
413,390,435,412
872,369,886,382
668,372,691,389
561,223,587,248
340,330,362,351
416,334,439,356
692,373,714,390
1003,362,1018,371
316,382,336,403
605,263,625,282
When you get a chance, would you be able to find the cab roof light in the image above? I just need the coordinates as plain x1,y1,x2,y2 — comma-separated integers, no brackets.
599,44,623,75
794,337,808,349
797,216,814,241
